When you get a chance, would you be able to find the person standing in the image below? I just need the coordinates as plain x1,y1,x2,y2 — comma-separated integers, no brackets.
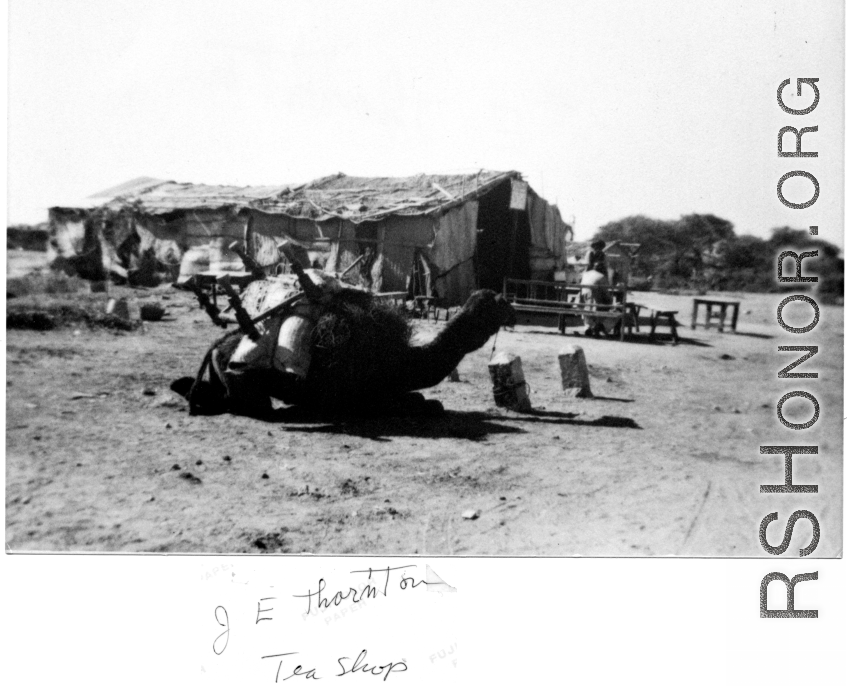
586,239,607,276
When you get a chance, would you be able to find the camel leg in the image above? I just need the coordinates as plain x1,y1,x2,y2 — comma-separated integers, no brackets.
222,368,275,418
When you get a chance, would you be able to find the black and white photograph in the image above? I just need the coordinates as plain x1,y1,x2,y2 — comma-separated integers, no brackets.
5,1,846,683
5,1,843,560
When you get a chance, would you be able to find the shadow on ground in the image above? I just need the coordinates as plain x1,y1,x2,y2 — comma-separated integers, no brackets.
497,408,642,429
247,407,642,439
276,409,527,442
508,328,713,347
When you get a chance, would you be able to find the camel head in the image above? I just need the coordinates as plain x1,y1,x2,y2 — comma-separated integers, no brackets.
461,289,518,331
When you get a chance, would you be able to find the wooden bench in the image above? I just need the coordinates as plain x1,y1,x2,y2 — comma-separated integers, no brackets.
374,291,410,308
503,278,634,341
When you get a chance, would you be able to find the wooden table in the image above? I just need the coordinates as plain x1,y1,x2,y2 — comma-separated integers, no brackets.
691,298,740,333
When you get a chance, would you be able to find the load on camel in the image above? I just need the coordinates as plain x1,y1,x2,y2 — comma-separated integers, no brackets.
172,243,517,418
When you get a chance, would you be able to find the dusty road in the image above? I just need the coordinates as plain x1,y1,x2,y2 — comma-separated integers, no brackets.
5,285,843,556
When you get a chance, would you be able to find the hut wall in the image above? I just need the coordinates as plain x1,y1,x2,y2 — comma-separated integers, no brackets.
97,213,138,278
428,201,479,306
247,211,331,270
182,209,247,272
527,191,569,268
135,215,184,263
47,209,87,261
325,220,361,276
378,215,436,293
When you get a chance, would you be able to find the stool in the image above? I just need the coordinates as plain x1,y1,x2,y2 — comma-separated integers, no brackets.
649,310,679,344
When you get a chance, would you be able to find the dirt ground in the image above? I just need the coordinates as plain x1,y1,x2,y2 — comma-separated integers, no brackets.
4,266,843,556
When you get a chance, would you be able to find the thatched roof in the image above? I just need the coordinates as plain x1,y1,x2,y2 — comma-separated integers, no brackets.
252,170,520,222
51,170,521,223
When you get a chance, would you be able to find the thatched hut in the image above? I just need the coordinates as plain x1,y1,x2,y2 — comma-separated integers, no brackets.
48,170,571,304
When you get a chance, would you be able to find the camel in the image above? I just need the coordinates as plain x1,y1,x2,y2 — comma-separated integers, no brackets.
172,271,516,418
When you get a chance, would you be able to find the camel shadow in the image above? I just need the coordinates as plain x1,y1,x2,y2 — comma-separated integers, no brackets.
271,409,527,442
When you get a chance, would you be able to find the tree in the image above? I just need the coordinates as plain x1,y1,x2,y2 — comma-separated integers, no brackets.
767,227,843,303
595,213,737,286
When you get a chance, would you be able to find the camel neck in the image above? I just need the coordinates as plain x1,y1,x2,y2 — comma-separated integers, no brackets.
399,313,499,393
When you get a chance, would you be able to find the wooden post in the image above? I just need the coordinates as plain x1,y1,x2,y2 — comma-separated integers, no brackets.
691,300,698,329
488,352,532,411
718,304,727,332
705,303,713,330
218,274,260,341
730,303,740,332
619,285,627,341
558,345,593,398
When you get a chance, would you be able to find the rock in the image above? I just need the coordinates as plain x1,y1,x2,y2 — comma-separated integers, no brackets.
448,368,460,382
195,460,203,466
179,472,202,485
171,464,181,471
106,297,139,321
70,392,97,400
151,392,183,408
733,408,742,414
462,509,481,520
720,354,735,360
165,422,172,429
261,473,269,479
142,387,156,396
223,455,232,462
558,345,593,398
713,405,721,412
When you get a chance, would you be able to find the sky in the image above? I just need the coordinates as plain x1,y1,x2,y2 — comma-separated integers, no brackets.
6,0,845,247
